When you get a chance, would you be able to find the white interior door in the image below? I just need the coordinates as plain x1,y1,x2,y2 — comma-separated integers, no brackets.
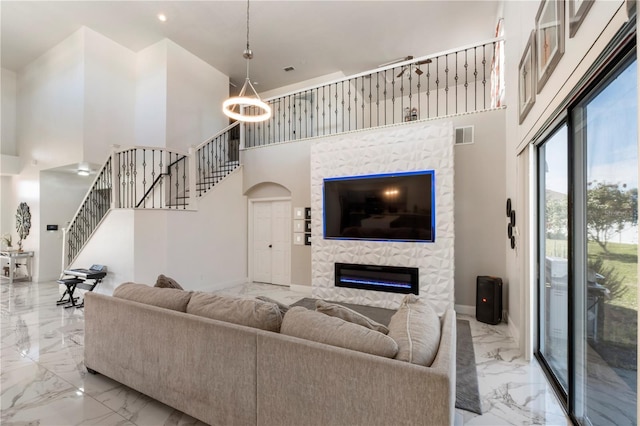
252,200,291,285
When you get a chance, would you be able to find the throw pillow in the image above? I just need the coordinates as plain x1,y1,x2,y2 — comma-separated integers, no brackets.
281,307,398,358
315,300,389,334
154,274,183,290
187,292,283,332
113,282,192,312
387,294,441,367
255,295,290,316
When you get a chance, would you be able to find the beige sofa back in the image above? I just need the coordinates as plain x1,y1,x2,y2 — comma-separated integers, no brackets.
85,291,456,426
85,292,258,425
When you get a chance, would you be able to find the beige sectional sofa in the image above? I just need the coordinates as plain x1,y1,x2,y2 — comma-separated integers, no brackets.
84,285,456,426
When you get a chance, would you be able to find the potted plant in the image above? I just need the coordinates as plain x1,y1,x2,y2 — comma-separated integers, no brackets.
1,233,12,251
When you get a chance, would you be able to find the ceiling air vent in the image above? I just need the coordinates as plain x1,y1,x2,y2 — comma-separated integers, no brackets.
283,66,295,72
455,126,474,145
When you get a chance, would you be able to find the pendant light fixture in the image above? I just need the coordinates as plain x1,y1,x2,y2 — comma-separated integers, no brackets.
222,0,271,122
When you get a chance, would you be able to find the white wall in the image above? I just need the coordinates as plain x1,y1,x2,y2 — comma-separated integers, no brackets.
135,39,230,151
1,68,17,156
166,40,229,150
502,0,630,349
39,170,93,280
83,27,136,164
164,169,247,291
452,108,507,312
310,120,455,315
70,209,135,294
135,41,168,148
18,30,85,170
242,140,312,286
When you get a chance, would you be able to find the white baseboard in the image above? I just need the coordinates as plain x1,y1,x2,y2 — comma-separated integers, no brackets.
454,304,475,317
289,284,313,295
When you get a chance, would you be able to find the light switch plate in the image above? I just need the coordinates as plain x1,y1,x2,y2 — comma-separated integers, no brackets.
294,220,305,232
293,207,305,219
293,233,304,245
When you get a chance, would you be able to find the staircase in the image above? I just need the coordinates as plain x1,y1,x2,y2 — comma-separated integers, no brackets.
63,122,241,268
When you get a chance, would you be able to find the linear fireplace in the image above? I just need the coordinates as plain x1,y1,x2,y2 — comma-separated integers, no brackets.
335,263,419,295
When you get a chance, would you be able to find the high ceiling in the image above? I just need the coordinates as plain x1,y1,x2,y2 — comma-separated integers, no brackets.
1,1,500,94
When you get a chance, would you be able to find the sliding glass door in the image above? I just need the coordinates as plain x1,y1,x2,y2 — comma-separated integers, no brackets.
537,51,637,425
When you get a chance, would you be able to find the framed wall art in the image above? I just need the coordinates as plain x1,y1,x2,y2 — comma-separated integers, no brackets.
518,31,536,124
535,0,565,93
568,0,594,37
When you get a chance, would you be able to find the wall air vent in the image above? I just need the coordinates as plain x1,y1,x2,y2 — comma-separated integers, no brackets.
455,126,474,145
283,66,295,72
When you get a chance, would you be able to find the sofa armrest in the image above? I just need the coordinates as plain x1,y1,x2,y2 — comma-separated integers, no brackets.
85,292,258,426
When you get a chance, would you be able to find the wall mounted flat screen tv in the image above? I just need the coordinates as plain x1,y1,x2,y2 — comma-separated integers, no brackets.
323,170,435,242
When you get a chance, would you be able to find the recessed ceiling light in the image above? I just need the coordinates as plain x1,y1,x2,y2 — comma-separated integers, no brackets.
157,13,167,22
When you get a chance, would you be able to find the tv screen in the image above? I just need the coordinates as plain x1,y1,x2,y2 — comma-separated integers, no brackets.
323,170,435,242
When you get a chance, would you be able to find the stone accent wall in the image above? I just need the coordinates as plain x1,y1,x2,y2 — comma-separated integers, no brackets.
310,121,455,315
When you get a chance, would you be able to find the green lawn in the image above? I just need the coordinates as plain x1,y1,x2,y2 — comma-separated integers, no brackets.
587,241,637,310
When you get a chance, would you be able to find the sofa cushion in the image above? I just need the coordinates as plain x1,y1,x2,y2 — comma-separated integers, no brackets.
187,292,283,332
315,300,389,334
281,307,398,358
387,294,441,367
255,295,290,316
113,282,192,312
154,274,183,290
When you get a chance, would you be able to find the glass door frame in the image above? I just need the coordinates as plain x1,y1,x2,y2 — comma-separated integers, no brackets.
534,36,637,425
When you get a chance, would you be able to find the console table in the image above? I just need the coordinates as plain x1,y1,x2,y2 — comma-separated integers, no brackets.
1,251,34,284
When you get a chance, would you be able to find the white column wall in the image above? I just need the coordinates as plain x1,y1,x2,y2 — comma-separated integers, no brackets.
135,41,168,148
166,40,229,151
1,68,18,156
83,27,136,164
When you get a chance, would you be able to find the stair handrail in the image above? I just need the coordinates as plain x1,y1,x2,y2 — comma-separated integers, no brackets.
63,156,113,268
134,153,188,208
114,146,191,209
194,121,241,197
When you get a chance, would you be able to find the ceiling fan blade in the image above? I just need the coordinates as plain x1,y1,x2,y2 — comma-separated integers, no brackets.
414,67,424,76
416,58,433,65
396,67,407,78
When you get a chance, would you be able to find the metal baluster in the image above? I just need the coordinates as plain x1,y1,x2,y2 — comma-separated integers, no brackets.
361,76,365,129
400,66,404,122
465,49,469,113
334,82,338,134
159,151,163,208
391,68,396,123
351,78,355,130
436,57,440,117
482,43,487,110
408,65,412,121
133,149,137,208
376,71,380,127
417,64,421,120
426,61,431,118
455,52,459,114
384,70,388,125
474,46,478,111
445,54,449,115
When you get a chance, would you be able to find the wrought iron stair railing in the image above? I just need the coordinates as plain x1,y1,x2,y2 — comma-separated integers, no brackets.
63,124,241,268
195,121,241,196
114,147,190,210
64,157,113,266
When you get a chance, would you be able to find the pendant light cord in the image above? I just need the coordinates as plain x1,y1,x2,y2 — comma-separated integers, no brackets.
246,0,250,52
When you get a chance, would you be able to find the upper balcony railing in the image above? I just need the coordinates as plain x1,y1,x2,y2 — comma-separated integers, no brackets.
243,37,504,148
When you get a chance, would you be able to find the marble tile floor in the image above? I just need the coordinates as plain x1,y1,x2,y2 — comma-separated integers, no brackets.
1,280,570,426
